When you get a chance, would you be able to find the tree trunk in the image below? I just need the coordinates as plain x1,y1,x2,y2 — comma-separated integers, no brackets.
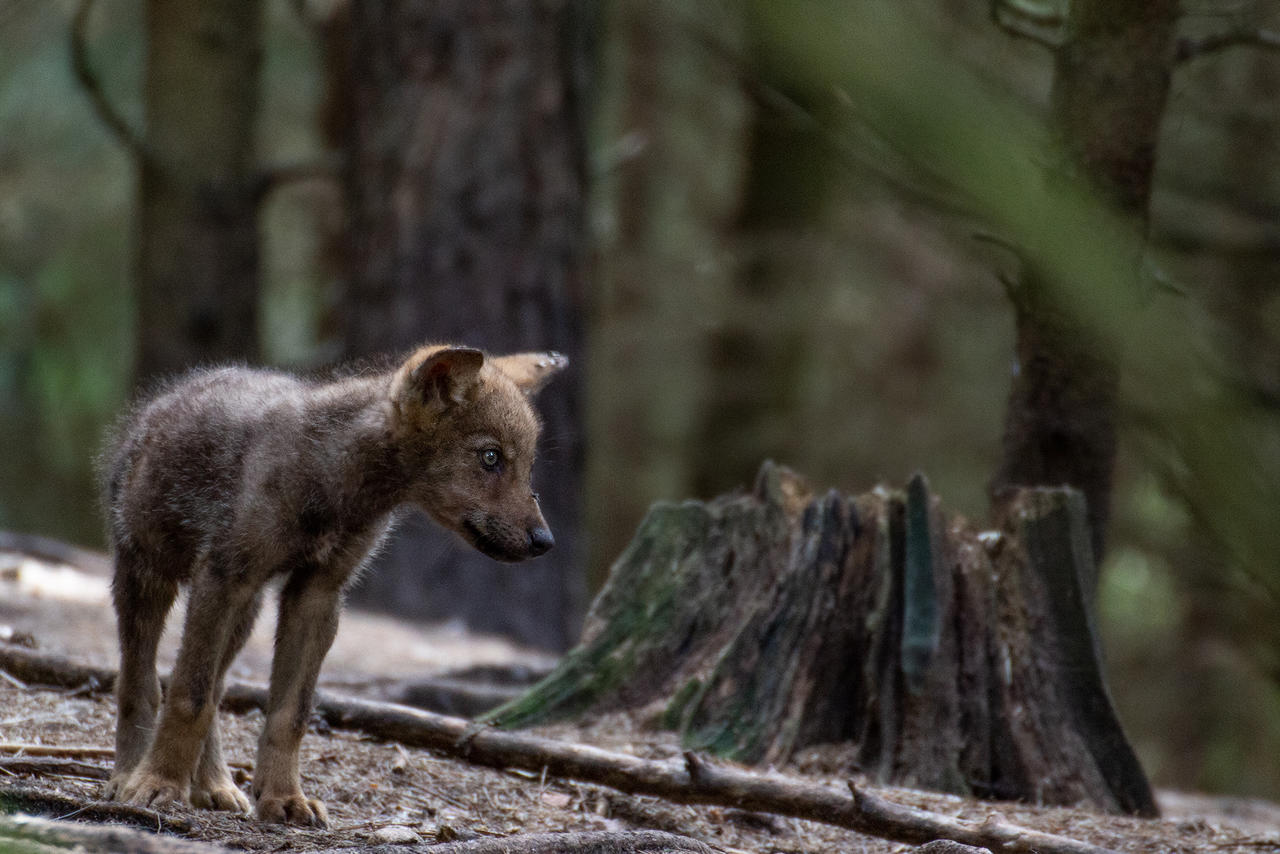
489,463,1157,816
691,59,834,503
135,0,264,383
989,0,1179,562
336,0,588,650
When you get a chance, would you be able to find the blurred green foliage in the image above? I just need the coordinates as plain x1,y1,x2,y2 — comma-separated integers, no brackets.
1,0,1278,801
0,1,135,542
0,0,330,540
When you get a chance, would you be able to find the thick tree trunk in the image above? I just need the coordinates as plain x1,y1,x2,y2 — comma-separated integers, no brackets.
489,463,1157,816
337,0,588,649
989,0,1179,561
135,0,263,383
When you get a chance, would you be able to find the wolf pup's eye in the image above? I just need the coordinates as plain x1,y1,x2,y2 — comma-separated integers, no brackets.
480,448,502,471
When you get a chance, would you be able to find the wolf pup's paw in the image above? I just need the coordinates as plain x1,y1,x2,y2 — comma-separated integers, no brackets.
256,792,329,827
191,779,252,814
101,774,127,801
117,769,189,809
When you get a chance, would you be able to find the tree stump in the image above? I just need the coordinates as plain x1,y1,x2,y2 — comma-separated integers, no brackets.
487,462,1156,817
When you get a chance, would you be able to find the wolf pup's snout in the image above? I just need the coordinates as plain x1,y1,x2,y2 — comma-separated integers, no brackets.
464,512,556,562
528,525,554,556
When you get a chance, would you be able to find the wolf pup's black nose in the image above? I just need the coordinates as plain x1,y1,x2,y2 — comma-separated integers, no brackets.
528,526,555,556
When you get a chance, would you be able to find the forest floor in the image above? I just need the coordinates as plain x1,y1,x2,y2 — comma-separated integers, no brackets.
1,546,1279,853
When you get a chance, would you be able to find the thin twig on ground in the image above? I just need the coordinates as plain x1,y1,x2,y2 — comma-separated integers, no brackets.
0,744,114,759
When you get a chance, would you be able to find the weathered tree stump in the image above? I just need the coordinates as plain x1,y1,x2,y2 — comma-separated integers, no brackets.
487,462,1156,816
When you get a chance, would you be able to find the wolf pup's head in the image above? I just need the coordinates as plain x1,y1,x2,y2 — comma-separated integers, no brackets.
389,345,567,562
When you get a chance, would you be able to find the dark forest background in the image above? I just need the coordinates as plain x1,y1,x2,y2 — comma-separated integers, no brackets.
2,0,1279,801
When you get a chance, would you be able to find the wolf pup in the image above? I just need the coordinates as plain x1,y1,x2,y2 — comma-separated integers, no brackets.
101,345,566,826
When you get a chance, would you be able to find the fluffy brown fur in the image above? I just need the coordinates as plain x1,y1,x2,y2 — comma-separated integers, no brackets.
100,345,566,825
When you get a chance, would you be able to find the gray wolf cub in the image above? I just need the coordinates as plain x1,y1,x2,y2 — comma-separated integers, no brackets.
101,344,566,825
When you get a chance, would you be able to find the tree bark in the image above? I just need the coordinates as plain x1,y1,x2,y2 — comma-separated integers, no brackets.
135,0,264,383
487,463,1156,816
989,0,1179,561
335,0,589,649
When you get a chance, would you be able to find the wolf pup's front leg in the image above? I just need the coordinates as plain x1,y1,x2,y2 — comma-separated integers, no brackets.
250,574,343,826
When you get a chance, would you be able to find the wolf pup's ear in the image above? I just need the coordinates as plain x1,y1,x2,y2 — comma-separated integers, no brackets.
491,351,568,396
403,346,485,407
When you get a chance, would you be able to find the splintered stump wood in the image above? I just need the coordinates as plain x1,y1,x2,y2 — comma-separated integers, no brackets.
488,462,1157,816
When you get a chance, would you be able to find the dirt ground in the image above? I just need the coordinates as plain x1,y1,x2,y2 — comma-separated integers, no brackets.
2,548,1279,853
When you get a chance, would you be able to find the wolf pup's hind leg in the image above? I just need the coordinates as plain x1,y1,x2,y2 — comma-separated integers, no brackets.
189,591,262,813
117,564,258,809
105,544,179,800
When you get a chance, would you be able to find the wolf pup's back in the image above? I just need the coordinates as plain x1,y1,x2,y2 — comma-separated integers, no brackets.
104,368,323,576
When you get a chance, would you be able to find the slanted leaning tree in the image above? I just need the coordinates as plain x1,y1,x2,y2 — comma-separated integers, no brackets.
987,0,1179,564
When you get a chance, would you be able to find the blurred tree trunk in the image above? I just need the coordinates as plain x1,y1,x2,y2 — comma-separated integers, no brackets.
989,0,1178,562
587,0,752,585
1190,34,1280,695
334,0,589,650
691,70,833,501
1150,21,1280,783
135,0,263,382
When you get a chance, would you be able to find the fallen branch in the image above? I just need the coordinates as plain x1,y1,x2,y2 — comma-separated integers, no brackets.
0,811,222,853
0,531,112,577
316,830,716,854
0,784,191,834
0,644,1126,854
297,694,1125,853
0,645,115,693
0,756,110,781
0,743,251,777
0,744,114,760
326,673,532,719
0,646,521,720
